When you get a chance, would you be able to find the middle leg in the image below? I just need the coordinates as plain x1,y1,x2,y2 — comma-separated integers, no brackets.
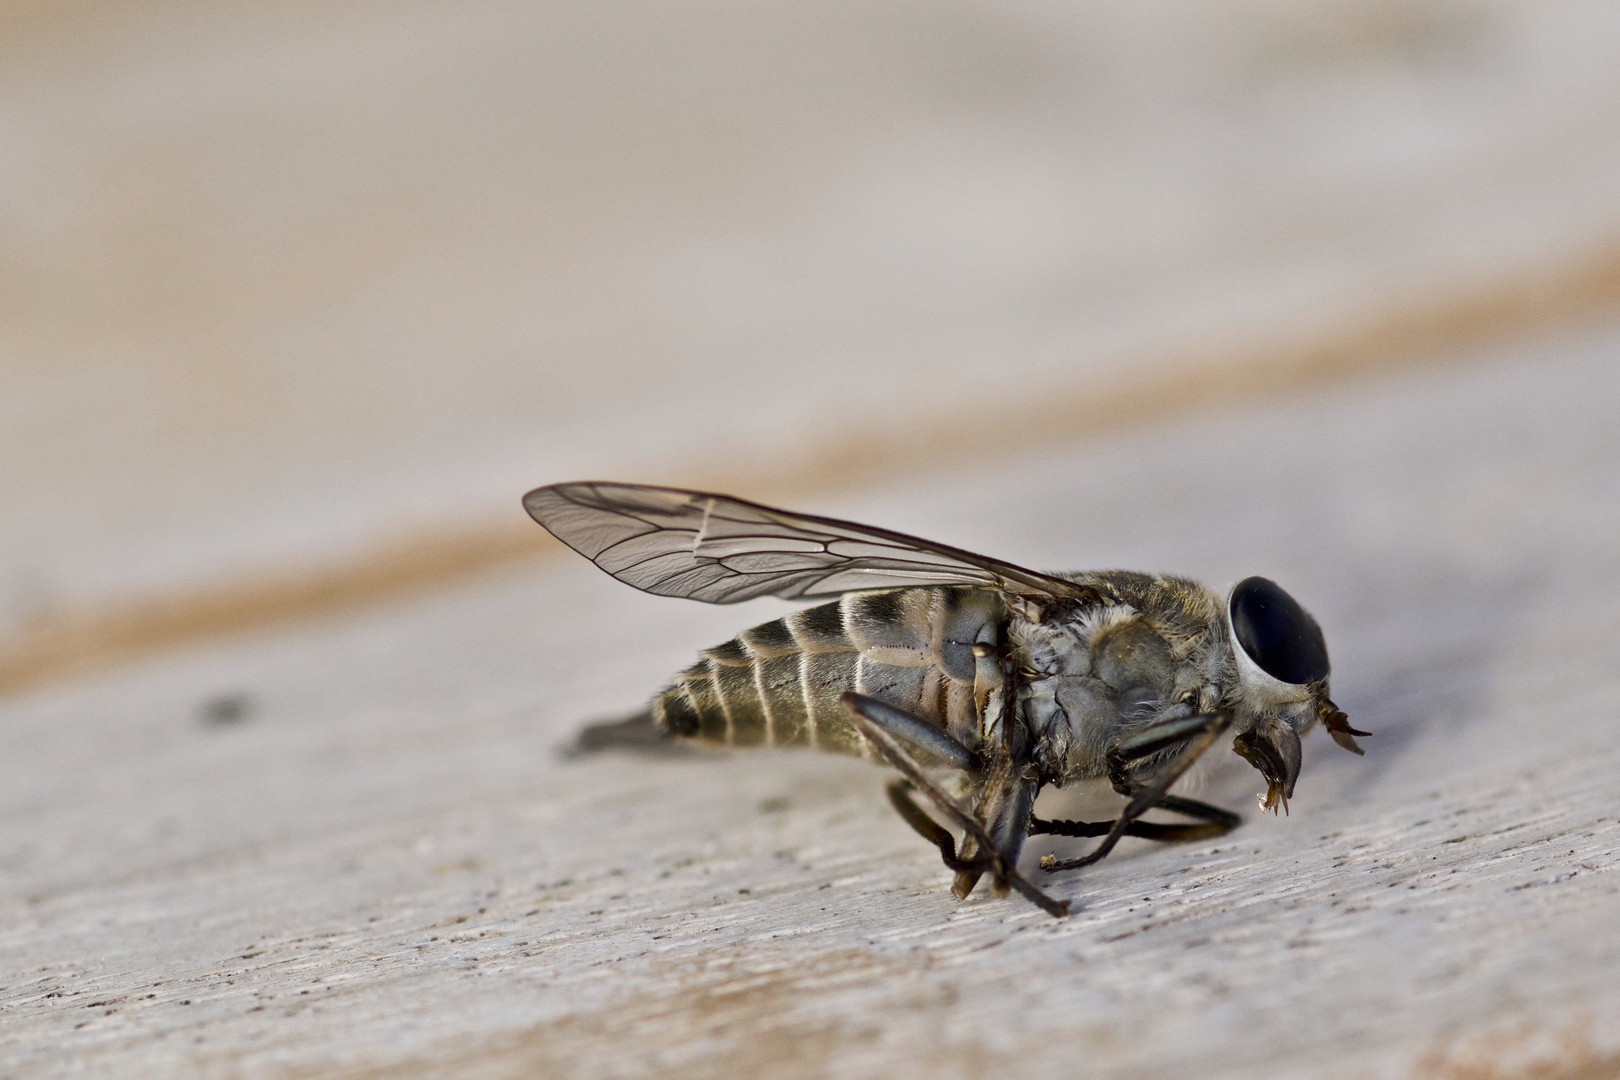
1039,712,1232,874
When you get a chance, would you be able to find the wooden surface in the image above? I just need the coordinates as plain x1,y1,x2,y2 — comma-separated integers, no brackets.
6,3,1620,1076
4,326,1620,1078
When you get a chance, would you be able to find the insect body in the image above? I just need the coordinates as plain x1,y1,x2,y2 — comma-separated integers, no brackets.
525,481,1367,916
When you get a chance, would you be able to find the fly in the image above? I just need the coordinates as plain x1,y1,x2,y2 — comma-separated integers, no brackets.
525,481,1367,917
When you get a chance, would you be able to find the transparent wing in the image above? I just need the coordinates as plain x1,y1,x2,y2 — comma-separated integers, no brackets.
523,481,1091,605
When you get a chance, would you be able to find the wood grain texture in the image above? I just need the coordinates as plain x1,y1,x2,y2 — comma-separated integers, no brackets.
3,325,1619,1079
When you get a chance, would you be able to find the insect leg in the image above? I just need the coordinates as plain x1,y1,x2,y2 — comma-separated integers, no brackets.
949,748,1010,900
985,775,1039,900
1030,795,1240,843
957,655,1035,900
952,756,1039,901
842,693,1069,918
1156,794,1241,830
1029,812,1227,843
1040,713,1231,875
849,695,977,771
841,690,991,890
887,780,983,873
1108,712,1224,783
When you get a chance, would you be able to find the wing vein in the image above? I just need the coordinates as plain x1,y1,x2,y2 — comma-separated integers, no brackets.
522,482,1090,607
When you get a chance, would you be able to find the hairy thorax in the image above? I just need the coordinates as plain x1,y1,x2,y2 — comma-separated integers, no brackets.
1014,572,1225,785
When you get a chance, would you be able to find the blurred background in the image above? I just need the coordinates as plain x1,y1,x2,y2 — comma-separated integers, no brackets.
3,0,1619,687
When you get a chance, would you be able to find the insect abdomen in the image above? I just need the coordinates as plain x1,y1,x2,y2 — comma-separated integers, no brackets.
653,588,1003,760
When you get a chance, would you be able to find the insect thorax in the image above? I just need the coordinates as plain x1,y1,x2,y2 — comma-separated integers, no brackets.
1013,571,1228,784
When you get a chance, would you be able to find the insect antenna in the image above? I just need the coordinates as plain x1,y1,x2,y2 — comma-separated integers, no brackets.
1319,695,1370,755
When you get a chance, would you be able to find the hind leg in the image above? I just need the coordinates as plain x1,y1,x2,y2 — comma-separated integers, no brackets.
843,693,1068,918
886,780,987,874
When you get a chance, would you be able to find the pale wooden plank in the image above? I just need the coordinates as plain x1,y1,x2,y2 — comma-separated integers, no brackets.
4,326,1620,1078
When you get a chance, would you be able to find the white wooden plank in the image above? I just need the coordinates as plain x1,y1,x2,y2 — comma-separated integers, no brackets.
4,325,1620,1078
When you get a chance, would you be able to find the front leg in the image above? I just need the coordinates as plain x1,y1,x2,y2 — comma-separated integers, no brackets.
1040,711,1231,874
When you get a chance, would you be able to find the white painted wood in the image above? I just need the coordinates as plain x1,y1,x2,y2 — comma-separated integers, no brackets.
4,327,1619,1078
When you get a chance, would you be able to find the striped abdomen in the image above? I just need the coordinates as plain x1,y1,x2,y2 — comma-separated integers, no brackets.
653,587,1005,760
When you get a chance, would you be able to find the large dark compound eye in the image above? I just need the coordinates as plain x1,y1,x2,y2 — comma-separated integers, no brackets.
1229,576,1330,685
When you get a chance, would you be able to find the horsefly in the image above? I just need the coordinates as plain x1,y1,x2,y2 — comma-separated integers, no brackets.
527,482,1365,916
